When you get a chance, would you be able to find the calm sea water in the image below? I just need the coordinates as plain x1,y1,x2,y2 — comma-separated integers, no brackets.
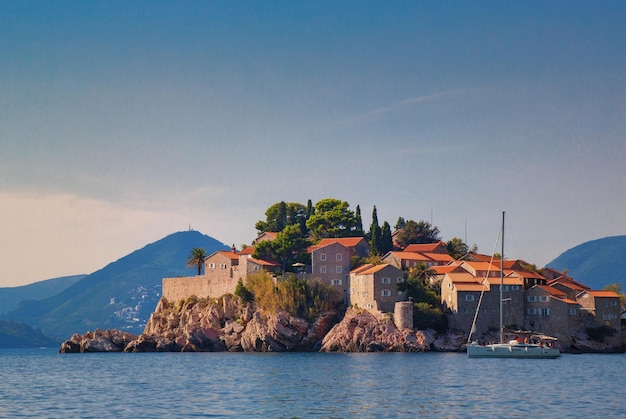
0,348,624,418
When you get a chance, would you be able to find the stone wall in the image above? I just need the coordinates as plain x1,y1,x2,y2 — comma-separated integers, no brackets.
394,301,413,330
162,275,239,303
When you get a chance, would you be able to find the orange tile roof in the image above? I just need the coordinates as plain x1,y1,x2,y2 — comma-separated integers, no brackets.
238,247,255,255
534,285,568,298
445,272,478,283
403,241,447,253
422,252,454,262
585,290,621,298
461,261,501,272
315,237,366,247
483,276,523,286
455,282,489,292
350,263,376,274
248,258,280,267
432,265,463,274
356,263,394,275
506,269,546,280
387,251,433,261
214,251,239,260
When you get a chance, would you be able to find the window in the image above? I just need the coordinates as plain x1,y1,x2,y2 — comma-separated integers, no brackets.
208,263,215,269
331,279,342,286
511,285,520,291
539,296,549,302
538,308,550,316
220,263,227,269
527,308,537,315
320,266,326,274
396,277,404,283
381,290,391,297
502,285,509,292
336,266,342,273
611,300,618,306
366,304,373,309
336,253,342,261
527,296,537,302
320,253,327,261
381,277,391,284
569,308,577,315
464,295,475,302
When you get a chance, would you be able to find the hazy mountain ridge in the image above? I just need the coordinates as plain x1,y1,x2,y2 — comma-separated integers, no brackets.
0,274,86,314
546,235,626,290
0,320,58,348
2,231,229,340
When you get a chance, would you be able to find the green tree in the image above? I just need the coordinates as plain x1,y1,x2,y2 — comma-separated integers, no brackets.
253,224,311,272
445,237,469,260
398,262,439,306
380,221,394,254
305,198,359,240
394,217,406,231
255,201,308,234
186,247,207,275
368,206,382,255
395,219,441,248
354,205,364,236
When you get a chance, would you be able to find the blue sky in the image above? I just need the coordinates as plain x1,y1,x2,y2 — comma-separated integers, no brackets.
1,1,625,286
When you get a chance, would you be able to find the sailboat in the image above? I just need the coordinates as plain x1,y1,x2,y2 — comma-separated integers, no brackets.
466,211,561,359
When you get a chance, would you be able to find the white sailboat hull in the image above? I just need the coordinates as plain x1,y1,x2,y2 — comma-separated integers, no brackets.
467,342,561,359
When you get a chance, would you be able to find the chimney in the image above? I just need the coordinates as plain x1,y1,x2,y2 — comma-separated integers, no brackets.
231,244,237,253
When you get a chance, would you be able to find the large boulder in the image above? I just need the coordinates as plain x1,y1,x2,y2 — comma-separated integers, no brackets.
320,307,429,352
239,309,335,352
59,329,138,353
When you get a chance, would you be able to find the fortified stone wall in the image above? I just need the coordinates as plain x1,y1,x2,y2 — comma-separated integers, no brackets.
162,275,238,303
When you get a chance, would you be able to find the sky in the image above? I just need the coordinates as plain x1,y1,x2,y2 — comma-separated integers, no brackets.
1,1,625,287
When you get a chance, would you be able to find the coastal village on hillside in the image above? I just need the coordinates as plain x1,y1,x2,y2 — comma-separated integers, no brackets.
163,229,624,348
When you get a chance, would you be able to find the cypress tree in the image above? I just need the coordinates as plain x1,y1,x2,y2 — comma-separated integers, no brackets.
380,221,393,254
369,206,382,255
355,205,364,236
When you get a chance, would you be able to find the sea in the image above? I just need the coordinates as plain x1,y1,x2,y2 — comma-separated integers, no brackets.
0,348,624,418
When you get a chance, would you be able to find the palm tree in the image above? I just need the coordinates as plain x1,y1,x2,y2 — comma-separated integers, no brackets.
186,247,207,276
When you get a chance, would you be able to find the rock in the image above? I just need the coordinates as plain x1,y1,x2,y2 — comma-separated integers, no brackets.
59,329,139,353
320,307,429,352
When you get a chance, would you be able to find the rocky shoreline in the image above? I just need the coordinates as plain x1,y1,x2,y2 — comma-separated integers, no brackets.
60,295,623,354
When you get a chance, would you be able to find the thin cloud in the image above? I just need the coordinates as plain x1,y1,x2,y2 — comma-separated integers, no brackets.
333,88,473,127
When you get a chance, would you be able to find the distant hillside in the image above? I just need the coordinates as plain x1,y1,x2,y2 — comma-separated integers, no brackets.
546,235,626,291
2,231,229,340
0,320,57,348
0,275,86,314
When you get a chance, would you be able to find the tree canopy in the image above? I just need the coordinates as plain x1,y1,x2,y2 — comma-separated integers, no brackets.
305,198,360,240
255,201,309,235
394,219,441,248
252,224,311,272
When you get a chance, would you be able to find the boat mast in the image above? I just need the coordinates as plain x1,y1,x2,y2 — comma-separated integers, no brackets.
499,210,505,344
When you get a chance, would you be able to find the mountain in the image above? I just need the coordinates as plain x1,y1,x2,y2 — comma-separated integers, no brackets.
0,275,86,314
546,235,626,291
0,320,58,348
2,230,229,340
